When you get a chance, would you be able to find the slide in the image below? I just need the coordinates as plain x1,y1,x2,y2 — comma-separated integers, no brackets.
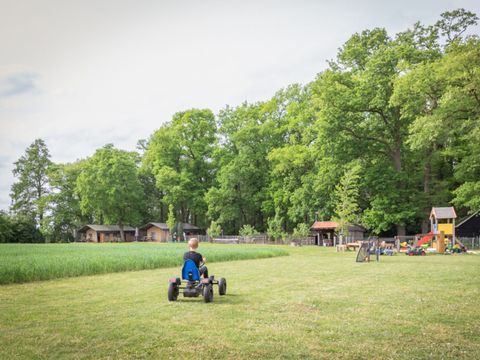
417,232,433,247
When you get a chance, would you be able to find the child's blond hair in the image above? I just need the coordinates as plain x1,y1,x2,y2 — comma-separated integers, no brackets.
188,238,199,249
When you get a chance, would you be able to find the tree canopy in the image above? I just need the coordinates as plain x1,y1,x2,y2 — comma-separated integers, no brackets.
5,9,479,242
76,145,143,241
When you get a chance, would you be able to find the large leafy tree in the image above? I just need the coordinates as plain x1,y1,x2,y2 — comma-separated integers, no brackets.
207,96,283,233
76,145,143,241
265,84,319,230
312,28,422,236
311,9,478,235
41,160,90,242
392,14,479,220
143,109,217,228
10,139,52,227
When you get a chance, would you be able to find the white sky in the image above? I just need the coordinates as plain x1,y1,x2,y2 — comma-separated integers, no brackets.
1,0,479,210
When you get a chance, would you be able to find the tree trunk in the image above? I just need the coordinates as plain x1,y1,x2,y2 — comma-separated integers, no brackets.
421,151,432,234
392,146,402,172
392,145,405,236
119,223,125,242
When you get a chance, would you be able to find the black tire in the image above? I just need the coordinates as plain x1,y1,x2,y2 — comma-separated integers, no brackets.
203,284,213,303
218,278,227,296
168,282,179,301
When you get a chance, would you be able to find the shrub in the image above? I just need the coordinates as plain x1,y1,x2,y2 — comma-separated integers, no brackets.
292,223,310,239
239,224,258,236
207,220,222,238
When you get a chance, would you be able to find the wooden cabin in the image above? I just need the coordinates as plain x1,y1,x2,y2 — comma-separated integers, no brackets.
139,222,202,242
140,223,170,242
310,221,365,246
78,225,136,242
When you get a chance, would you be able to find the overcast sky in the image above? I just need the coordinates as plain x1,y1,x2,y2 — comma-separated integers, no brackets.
1,0,479,211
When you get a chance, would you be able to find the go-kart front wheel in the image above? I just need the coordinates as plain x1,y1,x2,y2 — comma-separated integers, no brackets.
203,284,213,303
218,278,227,296
168,283,179,301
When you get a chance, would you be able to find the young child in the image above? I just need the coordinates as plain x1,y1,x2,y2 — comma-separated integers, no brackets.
183,238,209,279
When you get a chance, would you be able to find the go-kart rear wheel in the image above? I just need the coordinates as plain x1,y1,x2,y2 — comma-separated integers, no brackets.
218,278,227,295
168,282,179,301
203,284,213,303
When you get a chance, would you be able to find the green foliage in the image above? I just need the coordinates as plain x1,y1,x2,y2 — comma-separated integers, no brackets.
292,223,310,239
143,109,216,229
41,161,88,242
333,162,362,236
7,10,480,239
0,211,14,243
238,224,259,236
0,243,288,284
10,139,52,227
166,204,176,235
8,214,44,243
435,8,479,43
267,213,284,241
207,220,221,238
76,145,143,240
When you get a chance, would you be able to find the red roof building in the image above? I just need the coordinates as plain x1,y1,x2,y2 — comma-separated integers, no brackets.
310,221,365,246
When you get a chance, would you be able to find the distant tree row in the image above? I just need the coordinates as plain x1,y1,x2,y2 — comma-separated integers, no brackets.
4,9,479,242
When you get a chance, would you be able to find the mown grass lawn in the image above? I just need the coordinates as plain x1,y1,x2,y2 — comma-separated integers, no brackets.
1,246,479,359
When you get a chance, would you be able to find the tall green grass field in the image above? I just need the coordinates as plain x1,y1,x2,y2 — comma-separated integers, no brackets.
0,243,288,284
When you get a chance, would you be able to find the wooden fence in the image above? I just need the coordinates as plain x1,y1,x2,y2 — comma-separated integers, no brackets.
211,234,269,244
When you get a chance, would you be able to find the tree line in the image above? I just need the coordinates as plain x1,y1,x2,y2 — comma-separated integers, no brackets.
2,9,479,243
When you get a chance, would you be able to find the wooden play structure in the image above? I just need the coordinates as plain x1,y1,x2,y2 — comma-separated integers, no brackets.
430,207,457,253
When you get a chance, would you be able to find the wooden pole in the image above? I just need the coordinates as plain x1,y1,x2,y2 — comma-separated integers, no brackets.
437,231,445,254
452,218,456,246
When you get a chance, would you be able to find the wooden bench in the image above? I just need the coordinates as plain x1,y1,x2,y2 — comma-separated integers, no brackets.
346,243,360,251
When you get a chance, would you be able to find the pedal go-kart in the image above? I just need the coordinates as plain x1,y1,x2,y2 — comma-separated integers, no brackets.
168,260,227,303
405,246,426,256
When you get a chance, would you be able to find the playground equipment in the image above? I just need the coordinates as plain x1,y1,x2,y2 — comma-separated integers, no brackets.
399,207,462,254
417,232,433,247
430,207,457,252
405,246,426,256
356,241,370,262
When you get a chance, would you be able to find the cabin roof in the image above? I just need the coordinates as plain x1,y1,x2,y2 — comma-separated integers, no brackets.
139,222,200,231
310,221,365,232
456,211,480,228
78,224,136,233
140,222,169,230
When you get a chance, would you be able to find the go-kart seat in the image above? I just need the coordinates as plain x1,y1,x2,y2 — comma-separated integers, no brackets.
182,259,200,281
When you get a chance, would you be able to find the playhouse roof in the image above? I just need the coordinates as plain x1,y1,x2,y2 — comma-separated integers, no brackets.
430,207,457,220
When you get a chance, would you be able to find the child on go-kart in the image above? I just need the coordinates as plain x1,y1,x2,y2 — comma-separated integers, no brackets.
183,238,209,279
